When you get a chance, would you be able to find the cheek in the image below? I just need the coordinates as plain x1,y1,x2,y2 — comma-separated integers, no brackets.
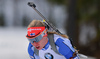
39,37,48,45
31,42,35,46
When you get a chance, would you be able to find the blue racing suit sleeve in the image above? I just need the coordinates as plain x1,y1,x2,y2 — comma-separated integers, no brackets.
28,42,35,59
55,38,74,59
28,43,40,59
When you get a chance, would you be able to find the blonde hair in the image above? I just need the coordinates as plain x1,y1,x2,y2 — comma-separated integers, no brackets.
28,20,45,28
28,20,69,38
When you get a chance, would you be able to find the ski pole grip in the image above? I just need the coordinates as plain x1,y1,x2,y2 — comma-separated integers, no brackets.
28,2,36,8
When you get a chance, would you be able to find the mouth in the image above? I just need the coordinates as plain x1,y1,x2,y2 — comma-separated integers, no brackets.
36,46,40,49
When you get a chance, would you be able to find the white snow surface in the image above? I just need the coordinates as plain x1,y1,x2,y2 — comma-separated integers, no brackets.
0,27,29,59
0,27,96,59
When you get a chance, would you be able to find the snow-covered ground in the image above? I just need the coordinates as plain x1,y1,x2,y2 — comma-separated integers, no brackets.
0,27,96,59
0,27,29,59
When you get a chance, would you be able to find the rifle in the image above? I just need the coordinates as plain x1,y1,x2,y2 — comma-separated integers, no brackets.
27,2,62,35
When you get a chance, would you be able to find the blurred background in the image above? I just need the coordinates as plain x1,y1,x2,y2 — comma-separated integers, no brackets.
0,0,100,59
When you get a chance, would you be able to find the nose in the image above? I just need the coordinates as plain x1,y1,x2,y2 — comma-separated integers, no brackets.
31,42,38,46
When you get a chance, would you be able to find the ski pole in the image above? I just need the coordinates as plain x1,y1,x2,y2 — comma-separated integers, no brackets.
27,2,62,34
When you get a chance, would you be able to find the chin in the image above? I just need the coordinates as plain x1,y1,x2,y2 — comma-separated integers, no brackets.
37,47,43,50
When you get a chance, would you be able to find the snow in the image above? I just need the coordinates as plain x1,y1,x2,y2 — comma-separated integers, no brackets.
81,57,96,59
0,27,29,59
0,27,96,59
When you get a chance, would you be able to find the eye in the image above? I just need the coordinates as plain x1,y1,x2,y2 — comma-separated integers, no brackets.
32,41,35,43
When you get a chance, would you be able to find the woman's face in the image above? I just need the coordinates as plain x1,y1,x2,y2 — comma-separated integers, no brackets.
31,36,48,50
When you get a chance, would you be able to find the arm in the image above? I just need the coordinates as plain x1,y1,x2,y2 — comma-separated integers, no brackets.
55,38,75,59
28,43,35,59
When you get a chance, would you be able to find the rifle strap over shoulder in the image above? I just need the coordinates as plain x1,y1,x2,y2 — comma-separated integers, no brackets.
48,34,61,55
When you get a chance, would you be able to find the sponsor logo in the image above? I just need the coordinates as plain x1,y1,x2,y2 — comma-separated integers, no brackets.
30,33,35,36
28,28,41,32
44,53,53,59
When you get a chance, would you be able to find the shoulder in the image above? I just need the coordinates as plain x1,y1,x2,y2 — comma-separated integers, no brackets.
54,34,70,43
54,34,74,55
54,34,70,48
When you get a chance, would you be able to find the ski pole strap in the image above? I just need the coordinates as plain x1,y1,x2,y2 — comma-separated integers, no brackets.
48,34,61,55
